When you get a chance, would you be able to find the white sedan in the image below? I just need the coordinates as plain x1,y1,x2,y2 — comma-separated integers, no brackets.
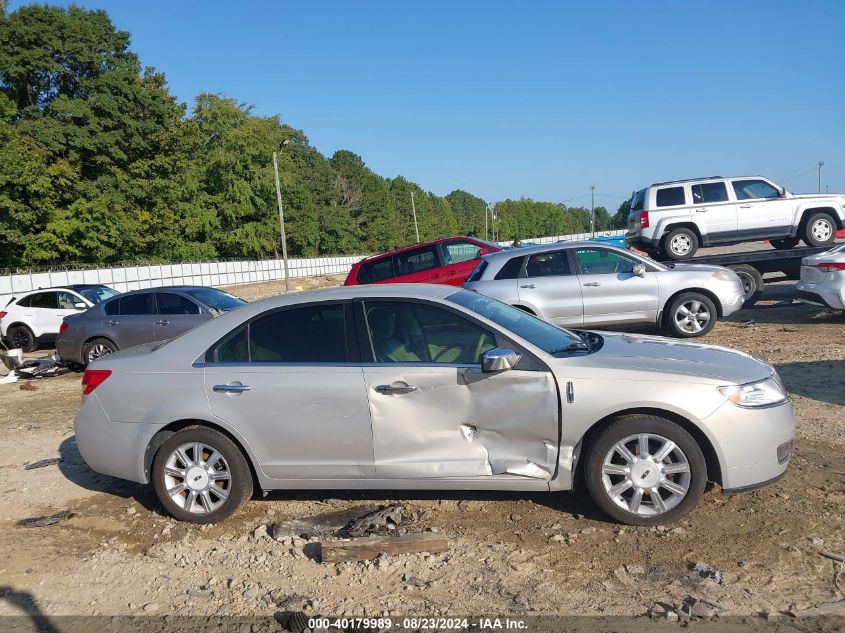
796,242,845,309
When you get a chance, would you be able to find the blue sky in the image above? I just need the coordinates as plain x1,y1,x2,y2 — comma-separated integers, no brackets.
10,0,845,206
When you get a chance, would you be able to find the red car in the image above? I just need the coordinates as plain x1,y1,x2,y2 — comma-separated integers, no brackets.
344,236,501,286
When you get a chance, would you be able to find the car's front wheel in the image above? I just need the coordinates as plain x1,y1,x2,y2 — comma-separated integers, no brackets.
802,212,837,247
584,414,708,526
662,292,717,337
152,426,253,523
7,324,36,352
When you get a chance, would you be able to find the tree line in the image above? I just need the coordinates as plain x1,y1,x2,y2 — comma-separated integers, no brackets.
0,4,629,268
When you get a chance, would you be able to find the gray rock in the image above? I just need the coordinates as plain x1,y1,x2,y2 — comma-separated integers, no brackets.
252,524,268,540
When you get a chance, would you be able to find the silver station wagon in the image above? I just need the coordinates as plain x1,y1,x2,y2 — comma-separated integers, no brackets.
74,285,794,525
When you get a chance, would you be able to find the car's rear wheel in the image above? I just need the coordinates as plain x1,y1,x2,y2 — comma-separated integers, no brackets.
584,414,707,526
661,227,699,261
662,292,717,337
771,238,799,250
7,324,36,352
152,426,253,524
83,337,117,365
802,212,836,247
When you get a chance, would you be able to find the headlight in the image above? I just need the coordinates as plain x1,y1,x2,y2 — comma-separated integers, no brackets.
711,270,738,282
718,376,787,408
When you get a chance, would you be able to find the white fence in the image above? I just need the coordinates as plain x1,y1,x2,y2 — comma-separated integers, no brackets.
495,229,625,247
0,229,626,305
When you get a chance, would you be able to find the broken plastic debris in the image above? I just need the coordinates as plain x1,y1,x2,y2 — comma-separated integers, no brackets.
18,509,73,527
459,423,479,441
24,457,62,470
0,372,18,385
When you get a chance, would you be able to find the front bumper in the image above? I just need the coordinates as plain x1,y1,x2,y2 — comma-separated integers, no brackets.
703,399,794,492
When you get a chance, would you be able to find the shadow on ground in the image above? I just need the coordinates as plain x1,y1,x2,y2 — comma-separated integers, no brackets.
775,360,845,406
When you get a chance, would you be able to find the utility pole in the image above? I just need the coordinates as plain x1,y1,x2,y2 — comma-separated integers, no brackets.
818,161,824,193
410,191,420,243
484,202,488,241
590,185,596,237
273,139,292,292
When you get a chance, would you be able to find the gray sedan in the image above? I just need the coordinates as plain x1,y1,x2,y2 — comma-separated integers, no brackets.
464,242,745,337
57,286,246,365
74,284,793,525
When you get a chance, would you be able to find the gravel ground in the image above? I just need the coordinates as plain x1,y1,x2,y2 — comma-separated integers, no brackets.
0,272,843,628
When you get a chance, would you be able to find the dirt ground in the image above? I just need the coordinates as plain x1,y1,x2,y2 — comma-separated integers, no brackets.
0,273,843,628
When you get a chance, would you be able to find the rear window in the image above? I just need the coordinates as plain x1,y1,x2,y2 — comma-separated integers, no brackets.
656,187,686,207
466,260,488,282
357,257,394,284
495,256,525,280
631,189,646,212
691,182,728,204
394,245,439,276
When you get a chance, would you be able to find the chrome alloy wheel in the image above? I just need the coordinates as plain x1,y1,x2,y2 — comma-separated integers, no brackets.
669,234,692,256
673,299,711,334
601,433,691,516
87,343,113,363
811,217,833,242
162,442,231,514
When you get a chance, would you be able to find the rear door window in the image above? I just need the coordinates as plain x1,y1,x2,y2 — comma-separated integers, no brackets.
495,256,525,280
691,182,729,204
118,293,155,315
357,257,394,283
29,292,58,309
394,245,439,276
655,187,686,207
525,251,572,277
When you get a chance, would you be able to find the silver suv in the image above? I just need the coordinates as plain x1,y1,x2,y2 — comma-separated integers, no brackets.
625,176,845,260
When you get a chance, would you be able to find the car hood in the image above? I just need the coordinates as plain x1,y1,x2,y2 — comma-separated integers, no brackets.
555,331,774,384
790,193,845,203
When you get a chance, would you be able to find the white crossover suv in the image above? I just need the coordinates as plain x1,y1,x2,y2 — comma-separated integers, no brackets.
625,176,845,260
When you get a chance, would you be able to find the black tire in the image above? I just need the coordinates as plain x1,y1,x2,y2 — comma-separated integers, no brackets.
771,238,799,250
7,324,37,352
801,212,837,247
152,426,253,524
662,292,718,338
82,337,118,365
584,414,708,526
661,227,699,261
730,264,764,306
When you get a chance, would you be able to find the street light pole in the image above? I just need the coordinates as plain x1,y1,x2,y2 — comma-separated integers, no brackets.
818,161,824,193
410,190,420,243
590,185,596,237
273,139,292,292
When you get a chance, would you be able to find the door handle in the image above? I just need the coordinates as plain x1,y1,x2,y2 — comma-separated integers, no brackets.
156,319,170,325
520,284,536,289
375,383,418,395
696,208,708,213
107,319,119,326
213,384,251,393
583,282,601,287
739,204,752,208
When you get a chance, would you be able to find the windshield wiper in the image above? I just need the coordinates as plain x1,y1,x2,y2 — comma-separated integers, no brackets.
549,342,589,354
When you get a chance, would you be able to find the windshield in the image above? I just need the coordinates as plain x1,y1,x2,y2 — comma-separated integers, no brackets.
183,288,246,311
77,286,119,304
447,289,589,355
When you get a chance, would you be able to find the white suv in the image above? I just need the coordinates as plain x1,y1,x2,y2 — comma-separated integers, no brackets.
625,176,845,260
0,285,118,352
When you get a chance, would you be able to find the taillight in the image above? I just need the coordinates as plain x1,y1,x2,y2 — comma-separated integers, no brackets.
639,211,649,228
0,311,6,320
813,262,845,272
82,369,112,395
59,320,69,335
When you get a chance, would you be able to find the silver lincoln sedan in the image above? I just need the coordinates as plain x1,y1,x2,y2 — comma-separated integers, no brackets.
463,242,746,337
74,284,793,525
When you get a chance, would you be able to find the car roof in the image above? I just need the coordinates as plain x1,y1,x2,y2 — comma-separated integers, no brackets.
481,240,624,261
355,236,495,264
649,175,769,188
16,284,110,295
249,282,459,308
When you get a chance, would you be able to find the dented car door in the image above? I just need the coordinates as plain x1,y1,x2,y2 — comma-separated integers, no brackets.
359,299,559,480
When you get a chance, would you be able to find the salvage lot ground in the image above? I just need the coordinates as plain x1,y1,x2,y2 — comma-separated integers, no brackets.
0,272,843,625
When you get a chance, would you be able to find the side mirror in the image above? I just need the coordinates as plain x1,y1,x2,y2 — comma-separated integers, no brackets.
74,302,87,310
777,186,786,198
481,347,521,373
632,263,646,277
477,248,490,256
